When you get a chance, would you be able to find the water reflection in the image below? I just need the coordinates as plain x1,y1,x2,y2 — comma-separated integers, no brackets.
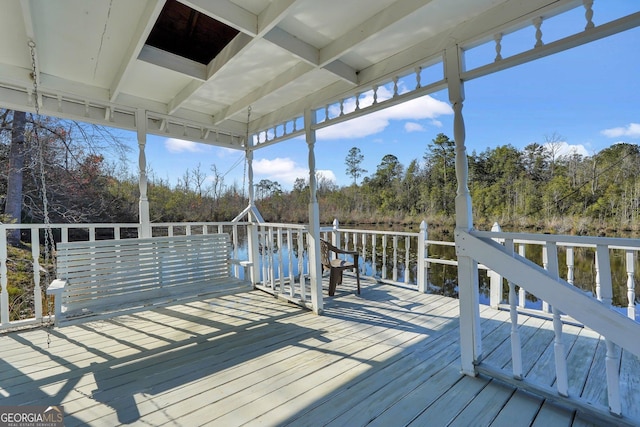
234,230,639,314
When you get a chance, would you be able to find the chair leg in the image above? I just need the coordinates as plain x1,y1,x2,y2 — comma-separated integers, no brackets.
329,269,340,296
355,269,361,295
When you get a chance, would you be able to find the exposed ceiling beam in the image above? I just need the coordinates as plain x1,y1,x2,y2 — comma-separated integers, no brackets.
212,0,441,126
249,0,588,138
167,1,300,114
168,32,253,114
262,27,316,64
318,0,436,67
257,0,298,35
179,0,258,36
138,45,207,80
110,0,166,102
213,62,314,125
263,27,358,85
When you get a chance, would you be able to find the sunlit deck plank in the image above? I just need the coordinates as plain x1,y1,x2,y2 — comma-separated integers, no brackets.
0,276,632,426
297,308,509,427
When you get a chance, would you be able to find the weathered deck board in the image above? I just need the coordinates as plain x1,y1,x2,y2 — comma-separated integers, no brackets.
0,276,634,426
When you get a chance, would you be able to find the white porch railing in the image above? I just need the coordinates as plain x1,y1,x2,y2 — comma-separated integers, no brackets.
0,218,456,331
459,227,640,425
3,219,640,422
486,223,639,321
253,223,313,309
320,219,430,291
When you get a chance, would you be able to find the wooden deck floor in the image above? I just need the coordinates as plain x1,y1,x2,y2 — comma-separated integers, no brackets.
0,277,621,426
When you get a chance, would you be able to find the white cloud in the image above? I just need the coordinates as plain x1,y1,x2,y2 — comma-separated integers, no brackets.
165,138,207,153
601,123,640,138
253,157,337,188
317,93,452,140
316,170,337,183
253,157,307,186
546,141,590,158
405,122,425,132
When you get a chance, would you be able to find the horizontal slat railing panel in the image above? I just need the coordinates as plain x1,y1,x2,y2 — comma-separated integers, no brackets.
1,222,252,330
49,233,251,326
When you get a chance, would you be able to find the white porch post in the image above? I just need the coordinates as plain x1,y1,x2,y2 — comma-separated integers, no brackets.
136,109,151,238
446,46,481,376
305,108,323,314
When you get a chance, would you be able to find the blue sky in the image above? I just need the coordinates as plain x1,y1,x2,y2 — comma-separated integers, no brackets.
121,4,639,192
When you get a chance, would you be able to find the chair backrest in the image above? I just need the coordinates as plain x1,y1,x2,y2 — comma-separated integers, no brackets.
319,239,331,268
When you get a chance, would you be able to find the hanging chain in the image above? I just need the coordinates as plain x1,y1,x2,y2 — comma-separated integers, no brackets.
29,40,56,344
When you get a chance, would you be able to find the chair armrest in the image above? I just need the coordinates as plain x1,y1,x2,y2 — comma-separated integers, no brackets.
230,259,254,283
229,259,253,267
47,279,67,297
47,279,67,326
325,241,358,256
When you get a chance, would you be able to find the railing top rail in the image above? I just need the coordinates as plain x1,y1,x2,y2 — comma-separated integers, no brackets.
427,239,455,246
328,227,420,238
0,221,251,230
472,230,640,251
152,221,251,227
258,223,309,230
0,223,142,230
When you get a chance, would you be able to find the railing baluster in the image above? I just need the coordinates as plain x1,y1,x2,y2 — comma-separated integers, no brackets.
542,245,550,312
533,17,544,48
287,230,294,297
546,242,569,397
404,236,411,284
494,33,503,61
518,244,526,308
417,221,427,293
595,248,601,300
261,228,268,287
392,236,398,282
626,250,635,320
1,230,9,325
382,235,387,280
489,223,503,308
298,231,306,301
371,234,377,278
595,244,621,415
352,232,357,255
61,227,69,243
361,234,366,276
506,238,522,379
272,228,280,292
566,247,574,285
605,340,621,415
31,228,43,322
583,0,595,30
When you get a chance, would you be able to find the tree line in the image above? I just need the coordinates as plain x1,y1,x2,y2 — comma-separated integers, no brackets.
2,109,640,238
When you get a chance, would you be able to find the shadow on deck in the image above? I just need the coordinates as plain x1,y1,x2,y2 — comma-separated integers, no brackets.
0,276,613,426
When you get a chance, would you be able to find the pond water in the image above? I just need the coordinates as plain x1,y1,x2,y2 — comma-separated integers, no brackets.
234,228,639,318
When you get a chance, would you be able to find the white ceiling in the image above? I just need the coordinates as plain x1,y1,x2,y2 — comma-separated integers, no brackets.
0,0,633,150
